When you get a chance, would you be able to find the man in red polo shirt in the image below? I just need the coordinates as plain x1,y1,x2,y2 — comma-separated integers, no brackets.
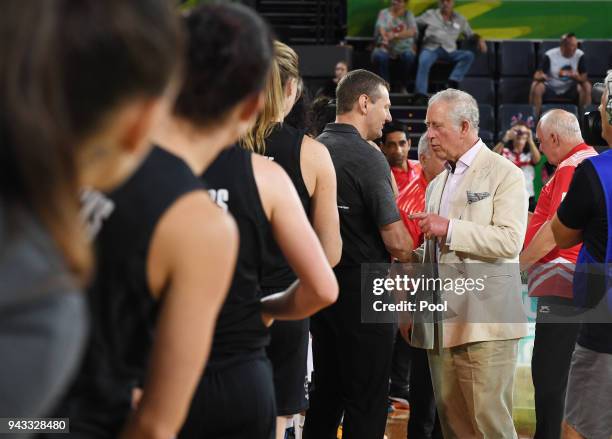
382,129,446,438
381,121,422,192
520,109,597,439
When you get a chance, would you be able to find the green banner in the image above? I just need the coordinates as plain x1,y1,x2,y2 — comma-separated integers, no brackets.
348,1,612,39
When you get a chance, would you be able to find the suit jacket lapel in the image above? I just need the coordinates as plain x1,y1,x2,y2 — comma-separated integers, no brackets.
448,146,491,219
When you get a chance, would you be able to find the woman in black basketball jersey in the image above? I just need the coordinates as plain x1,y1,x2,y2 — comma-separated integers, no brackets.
242,41,343,439
50,3,277,439
164,16,339,439
0,0,181,419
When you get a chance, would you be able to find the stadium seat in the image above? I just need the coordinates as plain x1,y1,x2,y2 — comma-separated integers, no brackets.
498,77,533,104
460,78,495,106
541,103,579,118
581,40,612,79
498,104,536,132
293,45,353,77
478,104,495,133
498,41,536,77
537,40,561,60
462,40,496,77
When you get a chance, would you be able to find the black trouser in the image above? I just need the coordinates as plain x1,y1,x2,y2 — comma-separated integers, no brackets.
389,331,411,399
532,296,580,439
407,345,442,439
303,270,396,439
179,351,276,439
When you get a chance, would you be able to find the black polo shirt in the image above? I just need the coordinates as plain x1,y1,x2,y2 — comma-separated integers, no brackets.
557,159,612,354
317,123,400,270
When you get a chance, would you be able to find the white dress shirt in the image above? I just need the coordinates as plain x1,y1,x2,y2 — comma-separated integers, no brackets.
439,139,484,244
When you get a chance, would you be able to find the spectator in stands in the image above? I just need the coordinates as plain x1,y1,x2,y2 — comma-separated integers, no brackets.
530,33,592,117
381,121,420,191
493,120,541,211
318,60,349,98
414,0,486,102
520,110,596,439
379,122,421,409
371,0,417,93
551,73,612,439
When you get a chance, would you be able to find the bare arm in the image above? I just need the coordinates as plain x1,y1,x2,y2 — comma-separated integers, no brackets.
302,136,342,267
380,221,414,262
519,220,556,271
254,155,338,321
120,192,238,439
551,213,583,249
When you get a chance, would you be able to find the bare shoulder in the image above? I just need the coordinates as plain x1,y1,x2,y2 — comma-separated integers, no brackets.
252,153,296,218
301,136,333,168
160,190,236,244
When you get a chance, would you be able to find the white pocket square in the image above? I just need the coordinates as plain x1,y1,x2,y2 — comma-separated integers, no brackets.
467,191,490,204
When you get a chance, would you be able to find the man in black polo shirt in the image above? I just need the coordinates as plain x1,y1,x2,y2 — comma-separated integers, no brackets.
303,69,414,439
551,75,612,439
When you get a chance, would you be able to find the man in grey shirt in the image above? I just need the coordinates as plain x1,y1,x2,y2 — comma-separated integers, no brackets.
414,0,486,99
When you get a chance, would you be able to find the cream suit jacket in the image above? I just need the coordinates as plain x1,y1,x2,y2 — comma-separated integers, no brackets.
409,141,529,349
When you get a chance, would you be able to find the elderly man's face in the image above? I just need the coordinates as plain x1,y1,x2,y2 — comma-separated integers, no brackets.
560,36,578,58
425,100,462,162
420,148,446,181
365,84,392,140
536,122,560,165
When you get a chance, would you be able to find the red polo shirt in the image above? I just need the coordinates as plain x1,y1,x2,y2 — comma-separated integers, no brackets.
525,143,597,297
391,159,422,193
396,165,428,248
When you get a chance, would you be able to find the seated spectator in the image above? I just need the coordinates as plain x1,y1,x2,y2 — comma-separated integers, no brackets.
371,0,417,93
493,120,541,211
317,61,348,98
414,0,486,102
529,33,592,116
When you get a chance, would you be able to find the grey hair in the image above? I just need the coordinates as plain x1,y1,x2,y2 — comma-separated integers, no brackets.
539,109,583,143
428,88,479,131
417,134,430,157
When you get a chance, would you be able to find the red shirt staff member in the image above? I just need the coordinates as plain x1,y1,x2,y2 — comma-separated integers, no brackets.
519,109,596,439
380,121,422,192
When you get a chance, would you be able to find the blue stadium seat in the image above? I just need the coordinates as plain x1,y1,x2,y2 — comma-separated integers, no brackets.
498,41,536,77
460,78,495,106
541,103,579,118
462,41,496,77
478,104,495,133
498,77,533,104
498,104,536,132
581,40,612,78
537,40,562,60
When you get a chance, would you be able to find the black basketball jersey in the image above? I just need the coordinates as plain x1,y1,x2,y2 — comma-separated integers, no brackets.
58,146,204,436
202,145,272,369
261,123,311,290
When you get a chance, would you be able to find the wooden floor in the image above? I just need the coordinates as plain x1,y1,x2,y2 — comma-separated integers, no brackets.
385,406,409,439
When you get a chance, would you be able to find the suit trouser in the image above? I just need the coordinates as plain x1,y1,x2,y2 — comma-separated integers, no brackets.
532,296,580,439
303,269,396,439
428,339,519,439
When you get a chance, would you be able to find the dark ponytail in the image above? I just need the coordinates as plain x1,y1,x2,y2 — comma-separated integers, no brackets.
0,0,183,282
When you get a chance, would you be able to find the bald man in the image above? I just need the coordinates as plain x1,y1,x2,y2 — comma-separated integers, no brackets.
520,109,596,439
